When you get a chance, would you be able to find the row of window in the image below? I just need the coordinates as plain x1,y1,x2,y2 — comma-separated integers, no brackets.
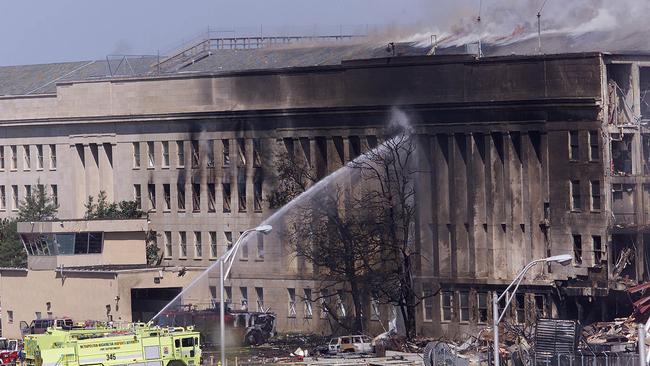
424,290,547,325
135,181,262,213
133,139,262,170
0,185,58,211
568,130,599,162
21,232,103,256
572,234,605,265
159,231,264,260
210,286,323,319
0,144,57,171
569,180,601,212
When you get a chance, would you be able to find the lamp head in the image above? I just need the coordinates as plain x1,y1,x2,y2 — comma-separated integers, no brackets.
544,254,573,265
254,224,272,234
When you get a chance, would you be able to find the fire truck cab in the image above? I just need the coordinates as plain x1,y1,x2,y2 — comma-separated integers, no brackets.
0,338,19,366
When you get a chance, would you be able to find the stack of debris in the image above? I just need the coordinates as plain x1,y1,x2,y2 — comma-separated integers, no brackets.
582,317,638,350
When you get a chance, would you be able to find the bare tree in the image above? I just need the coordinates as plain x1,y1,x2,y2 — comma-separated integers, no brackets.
270,127,424,338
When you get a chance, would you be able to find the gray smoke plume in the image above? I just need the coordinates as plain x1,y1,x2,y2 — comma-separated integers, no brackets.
396,0,650,54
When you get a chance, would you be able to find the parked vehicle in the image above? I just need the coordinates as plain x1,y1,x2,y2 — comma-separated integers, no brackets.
328,335,374,354
0,338,19,366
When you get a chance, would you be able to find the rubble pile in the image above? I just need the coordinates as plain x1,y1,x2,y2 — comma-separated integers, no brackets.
582,317,638,345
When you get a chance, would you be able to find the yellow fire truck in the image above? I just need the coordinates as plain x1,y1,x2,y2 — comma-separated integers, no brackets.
23,323,201,366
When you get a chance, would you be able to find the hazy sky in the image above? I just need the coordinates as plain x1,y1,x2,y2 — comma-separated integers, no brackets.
0,0,468,66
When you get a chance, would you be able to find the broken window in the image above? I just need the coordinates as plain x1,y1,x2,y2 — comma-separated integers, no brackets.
641,67,650,119
253,175,263,212
225,232,233,251
51,185,57,206
148,184,156,211
590,180,601,211
36,145,43,170
163,184,171,211
589,130,599,161
222,139,230,166
179,232,187,258
568,131,579,161
256,234,264,260
10,146,16,170
191,141,199,168
288,288,297,318
367,135,378,149
237,138,246,165
534,294,547,320
593,235,604,264
441,291,454,322
164,232,172,258
207,140,215,168
238,182,246,212
147,141,154,168
608,64,634,125
303,289,313,319
240,287,248,310
209,231,217,258
371,296,381,321
643,135,650,174
477,292,489,324
177,184,185,211
315,137,327,178
255,287,264,311
612,183,635,223
194,231,202,258
299,137,310,165
207,183,216,212
422,289,434,321
515,294,526,324
49,144,56,170
333,136,344,164
222,183,231,213
611,134,633,175
132,142,140,168
176,141,185,168
162,141,169,167
11,185,17,210
241,236,248,260
349,136,361,160
573,234,582,265
459,291,470,323
0,186,5,210
23,145,30,170
336,291,346,317
224,286,232,304
570,180,581,211
192,183,200,212
319,289,329,319
253,138,261,167
133,184,141,209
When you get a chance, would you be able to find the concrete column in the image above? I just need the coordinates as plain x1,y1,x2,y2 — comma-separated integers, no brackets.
99,143,114,201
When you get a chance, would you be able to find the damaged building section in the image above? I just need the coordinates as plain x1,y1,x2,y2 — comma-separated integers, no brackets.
9,51,650,341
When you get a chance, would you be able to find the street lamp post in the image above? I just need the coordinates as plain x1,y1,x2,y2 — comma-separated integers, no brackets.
219,224,272,366
492,254,572,366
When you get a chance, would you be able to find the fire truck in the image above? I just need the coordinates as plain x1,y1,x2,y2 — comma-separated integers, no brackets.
23,323,201,366
0,338,19,365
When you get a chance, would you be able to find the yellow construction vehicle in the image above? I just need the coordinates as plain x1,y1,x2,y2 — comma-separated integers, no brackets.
23,323,201,366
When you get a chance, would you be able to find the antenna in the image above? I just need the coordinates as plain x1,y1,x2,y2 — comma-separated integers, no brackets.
477,0,483,57
537,0,549,54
